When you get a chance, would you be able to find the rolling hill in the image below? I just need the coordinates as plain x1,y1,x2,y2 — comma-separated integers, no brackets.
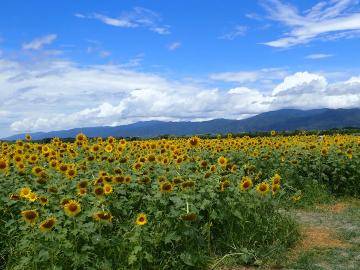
3,108,360,140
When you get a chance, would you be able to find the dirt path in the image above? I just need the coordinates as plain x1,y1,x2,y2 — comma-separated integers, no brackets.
287,199,360,269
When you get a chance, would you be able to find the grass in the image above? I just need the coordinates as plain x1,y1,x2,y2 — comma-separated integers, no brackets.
287,198,360,270
215,198,360,269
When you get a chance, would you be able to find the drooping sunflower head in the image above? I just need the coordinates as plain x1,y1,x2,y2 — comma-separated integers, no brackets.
93,211,113,223
39,217,56,232
181,213,197,221
239,176,253,191
256,182,270,196
135,213,148,226
64,200,81,217
21,210,38,225
271,173,281,185
272,184,281,195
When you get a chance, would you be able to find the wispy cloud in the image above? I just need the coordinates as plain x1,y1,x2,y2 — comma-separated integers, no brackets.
76,7,170,34
306,53,333,59
261,0,360,47
167,42,181,51
22,34,57,50
210,68,288,83
219,25,247,40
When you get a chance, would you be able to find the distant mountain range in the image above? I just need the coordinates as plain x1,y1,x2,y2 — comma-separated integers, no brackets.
3,108,360,140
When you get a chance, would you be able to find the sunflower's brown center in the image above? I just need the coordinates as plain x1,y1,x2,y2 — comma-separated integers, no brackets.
25,211,37,220
68,203,78,212
42,219,55,228
0,161,7,169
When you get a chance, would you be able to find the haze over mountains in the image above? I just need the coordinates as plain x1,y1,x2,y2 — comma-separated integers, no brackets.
3,108,360,140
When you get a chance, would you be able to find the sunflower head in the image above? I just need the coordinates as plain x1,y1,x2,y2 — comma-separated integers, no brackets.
0,158,9,173
135,213,147,226
103,184,113,195
256,182,270,196
217,156,228,166
27,192,38,202
19,187,32,198
239,176,253,191
188,136,200,147
94,186,105,197
160,181,173,193
39,217,56,232
64,200,81,217
21,210,38,225
93,211,113,223
181,213,197,221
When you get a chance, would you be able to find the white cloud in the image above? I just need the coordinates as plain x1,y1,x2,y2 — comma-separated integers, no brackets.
219,25,248,40
77,7,170,34
261,0,360,47
22,34,57,50
273,72,328,96
306,53,333,59
210,68,288,83
1,57,360,137
168,42,181,51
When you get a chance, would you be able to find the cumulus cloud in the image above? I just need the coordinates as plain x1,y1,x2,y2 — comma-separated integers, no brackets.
261,0,360,47
77,7,170,34
22,34,57,50
1,58,360,137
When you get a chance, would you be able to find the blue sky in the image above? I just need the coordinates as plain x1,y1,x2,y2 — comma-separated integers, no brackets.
1,0,360,137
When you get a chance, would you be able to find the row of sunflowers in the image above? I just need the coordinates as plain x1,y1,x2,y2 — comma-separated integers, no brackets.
0,133,359,269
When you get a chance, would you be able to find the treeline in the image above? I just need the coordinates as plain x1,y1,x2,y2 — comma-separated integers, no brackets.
4,127,359,144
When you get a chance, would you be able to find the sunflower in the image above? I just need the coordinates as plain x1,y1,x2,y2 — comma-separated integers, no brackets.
75,133,87,142
94,186,105,196
25,134,32,141
270,130,276,136
39,217,56,232
188,136,200,147
271,173,281,186
21,210,38,225
217,156,227,166
135,213,148,226
103,184,113,195
272,184,281,195
256,182,270,196
239,177,253,191
32,166,43,177
93,211,113,223
181,213,197,221
38,196,49,205
28,192,38,202
77,188,87,196
0,158,8,173
64,200,81,217
19,187,32,198
66,168,77,179
105,144,113,153
160,181,173,193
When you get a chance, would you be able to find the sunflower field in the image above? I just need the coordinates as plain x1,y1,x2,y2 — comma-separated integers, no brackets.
0,133,359,269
